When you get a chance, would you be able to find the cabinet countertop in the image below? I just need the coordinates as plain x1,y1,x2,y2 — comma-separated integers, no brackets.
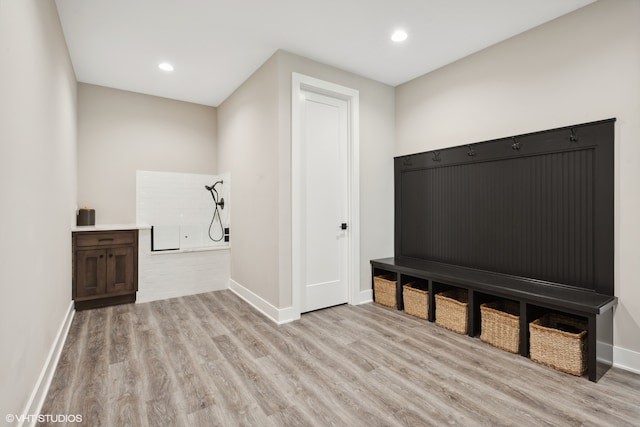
72,224,151,232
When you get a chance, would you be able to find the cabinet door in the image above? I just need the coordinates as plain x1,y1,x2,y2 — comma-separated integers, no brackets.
106,246,135,294
76,249,107,298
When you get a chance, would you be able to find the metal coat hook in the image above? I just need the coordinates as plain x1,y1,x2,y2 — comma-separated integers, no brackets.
570,128,578,142
432,151,441,162
467,145,476,157
511,137,520,150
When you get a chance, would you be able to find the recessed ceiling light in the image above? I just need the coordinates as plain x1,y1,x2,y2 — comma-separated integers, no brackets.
158,62,174,72
391,29,408,43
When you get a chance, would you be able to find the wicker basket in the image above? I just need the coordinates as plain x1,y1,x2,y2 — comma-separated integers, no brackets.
480,300,520,353
403,283,428,320
529,313,588,376
373,274,397,308
435,289,468,334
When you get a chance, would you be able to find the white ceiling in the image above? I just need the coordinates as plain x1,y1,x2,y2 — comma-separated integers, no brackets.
54,0,595,107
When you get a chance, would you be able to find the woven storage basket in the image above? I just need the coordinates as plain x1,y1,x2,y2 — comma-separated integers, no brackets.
480,300,520,353
435,289,468,334
373,274,397,308
403,283,428,320
529,313,588,376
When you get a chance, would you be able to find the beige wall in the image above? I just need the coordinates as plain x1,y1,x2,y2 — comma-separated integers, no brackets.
395,0,640,354
77,84,217,224
218,50,395,309
217,54,281,305
0,0,77,420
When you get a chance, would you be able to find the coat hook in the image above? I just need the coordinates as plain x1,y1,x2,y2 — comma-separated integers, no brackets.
432,151,441,162
511,137,520,150
570,128,578,142
467,145,476,157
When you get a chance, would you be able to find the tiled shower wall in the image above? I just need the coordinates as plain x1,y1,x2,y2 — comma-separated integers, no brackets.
136,170,231,302
136,170,230,248
137,228,230,303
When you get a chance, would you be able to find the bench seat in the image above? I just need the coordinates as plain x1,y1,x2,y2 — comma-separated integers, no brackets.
371,257,617,382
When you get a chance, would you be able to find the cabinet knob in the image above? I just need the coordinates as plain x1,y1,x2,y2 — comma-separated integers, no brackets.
109,254,113,258
99,254,104,258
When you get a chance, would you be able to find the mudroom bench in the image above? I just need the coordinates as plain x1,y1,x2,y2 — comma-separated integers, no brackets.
371,256,617,382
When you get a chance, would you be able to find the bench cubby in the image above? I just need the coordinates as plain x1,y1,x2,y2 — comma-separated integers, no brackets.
371,257,616,382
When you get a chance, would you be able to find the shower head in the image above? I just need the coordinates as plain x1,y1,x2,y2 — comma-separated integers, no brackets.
205,180,223,192
205,181,225,210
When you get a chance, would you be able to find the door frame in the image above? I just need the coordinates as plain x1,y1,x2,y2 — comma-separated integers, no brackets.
291,72,360,318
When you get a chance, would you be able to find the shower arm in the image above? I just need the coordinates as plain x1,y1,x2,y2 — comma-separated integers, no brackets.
205,181,225,209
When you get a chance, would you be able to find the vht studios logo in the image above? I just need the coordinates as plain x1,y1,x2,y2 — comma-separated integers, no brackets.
6,413,83,424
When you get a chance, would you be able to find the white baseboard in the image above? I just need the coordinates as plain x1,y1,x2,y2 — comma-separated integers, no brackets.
614,346,640,375
353,288,373,305
20,301,75,427
229,281,374,324
228,279,298,324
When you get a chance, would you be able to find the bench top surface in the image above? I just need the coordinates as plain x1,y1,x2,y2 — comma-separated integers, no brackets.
371,257,616,315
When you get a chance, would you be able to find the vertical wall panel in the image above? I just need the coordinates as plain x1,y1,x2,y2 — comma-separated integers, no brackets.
400,169,427,258
396,119,613,294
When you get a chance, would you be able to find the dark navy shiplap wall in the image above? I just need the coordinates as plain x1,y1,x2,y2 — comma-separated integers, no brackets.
395,119,614,296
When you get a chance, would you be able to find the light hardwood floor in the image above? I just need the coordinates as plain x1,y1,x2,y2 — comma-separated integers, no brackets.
39,290,640,426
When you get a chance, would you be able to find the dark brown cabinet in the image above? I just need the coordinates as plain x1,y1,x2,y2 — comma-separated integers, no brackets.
73,230,138,310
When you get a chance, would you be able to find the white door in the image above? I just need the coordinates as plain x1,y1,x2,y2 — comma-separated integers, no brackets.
299,90,349,313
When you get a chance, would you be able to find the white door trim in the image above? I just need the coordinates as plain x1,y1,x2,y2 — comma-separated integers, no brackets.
291,72,360,319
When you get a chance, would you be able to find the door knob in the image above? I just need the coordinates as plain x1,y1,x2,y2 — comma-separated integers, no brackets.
341,223,348,230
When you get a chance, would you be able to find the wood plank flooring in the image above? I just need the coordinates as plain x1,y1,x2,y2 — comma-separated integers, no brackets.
39,290,640,426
